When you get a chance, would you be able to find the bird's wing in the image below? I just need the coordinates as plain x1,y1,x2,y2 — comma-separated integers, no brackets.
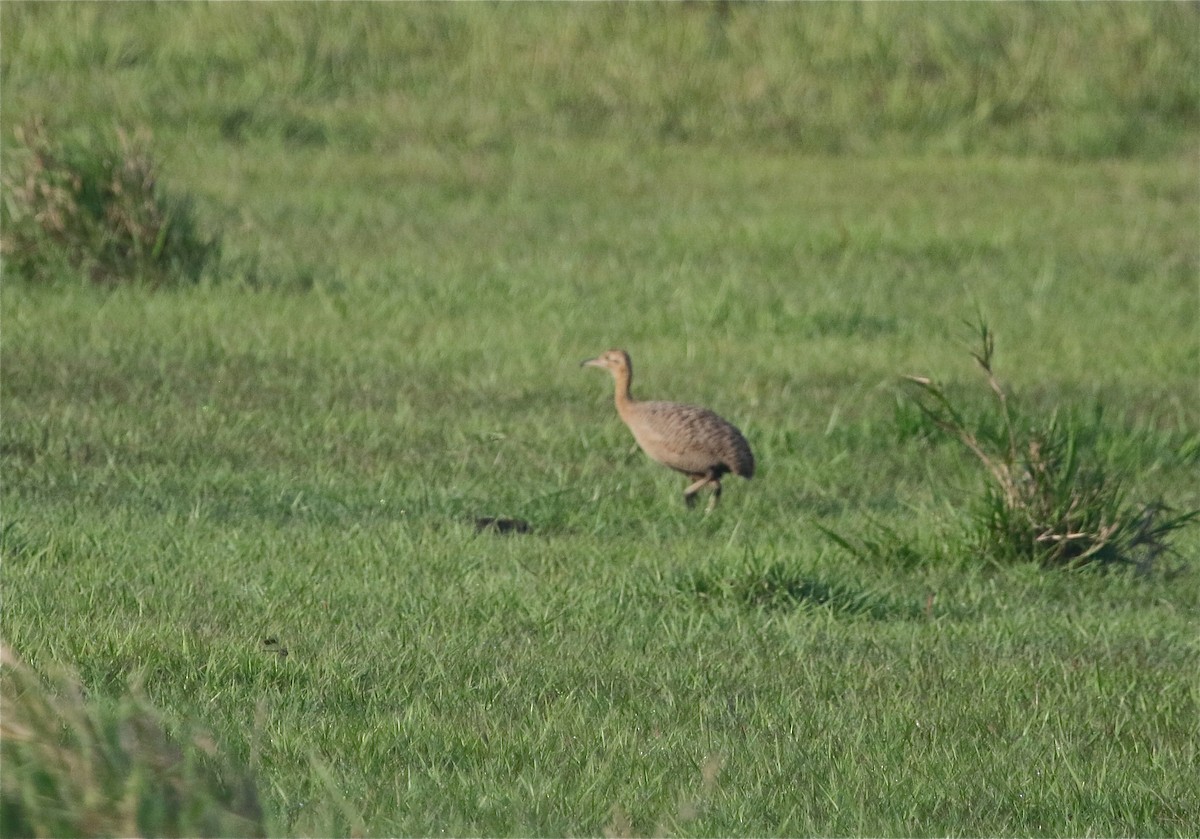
627,401,752,476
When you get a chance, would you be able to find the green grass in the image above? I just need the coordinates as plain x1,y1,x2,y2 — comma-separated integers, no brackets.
3,3,1197,159
3,3,1199,836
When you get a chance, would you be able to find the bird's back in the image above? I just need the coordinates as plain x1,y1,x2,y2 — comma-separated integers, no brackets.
621,399,755,479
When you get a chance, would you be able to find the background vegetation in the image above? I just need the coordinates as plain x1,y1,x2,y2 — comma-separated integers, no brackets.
3,3,1198,836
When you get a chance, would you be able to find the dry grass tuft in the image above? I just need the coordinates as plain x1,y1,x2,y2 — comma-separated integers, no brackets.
1,117,218,287
905,321,1197,569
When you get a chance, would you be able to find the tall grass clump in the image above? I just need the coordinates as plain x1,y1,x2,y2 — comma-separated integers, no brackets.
0,645,267,838
1,117,218,287
905,322,1197,569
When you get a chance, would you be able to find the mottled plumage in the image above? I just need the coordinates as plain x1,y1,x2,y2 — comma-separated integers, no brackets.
582,349,754,510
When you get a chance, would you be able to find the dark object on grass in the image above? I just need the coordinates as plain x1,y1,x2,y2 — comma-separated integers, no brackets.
474,516,532,535
261,637,288,658
582,349,754,511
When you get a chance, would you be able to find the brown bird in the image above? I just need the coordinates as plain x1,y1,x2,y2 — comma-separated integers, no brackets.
581,349,755,510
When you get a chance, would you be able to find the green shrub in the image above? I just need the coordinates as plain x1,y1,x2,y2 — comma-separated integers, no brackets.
1,117,218,287
904,322,1197,569
0,644,267,838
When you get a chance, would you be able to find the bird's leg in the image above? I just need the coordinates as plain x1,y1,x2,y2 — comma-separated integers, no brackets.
705,479,723,513
683,475,710,508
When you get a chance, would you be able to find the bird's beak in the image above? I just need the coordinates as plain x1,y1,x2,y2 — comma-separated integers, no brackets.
581,357,601,368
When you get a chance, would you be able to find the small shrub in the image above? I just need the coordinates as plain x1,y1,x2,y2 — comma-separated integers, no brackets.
904,321,1197,569
1,117,219,287
0,644,267,838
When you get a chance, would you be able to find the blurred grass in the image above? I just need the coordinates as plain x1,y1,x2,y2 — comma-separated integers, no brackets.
2,2,1197,159
0,646,269,837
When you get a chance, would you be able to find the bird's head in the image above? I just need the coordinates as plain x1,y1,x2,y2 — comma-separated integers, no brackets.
581,349,632,377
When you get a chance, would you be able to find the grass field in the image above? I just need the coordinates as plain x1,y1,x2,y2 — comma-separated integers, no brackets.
3,3,1199,836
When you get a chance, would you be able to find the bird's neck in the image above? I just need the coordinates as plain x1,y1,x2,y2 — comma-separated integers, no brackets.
612,368,635,414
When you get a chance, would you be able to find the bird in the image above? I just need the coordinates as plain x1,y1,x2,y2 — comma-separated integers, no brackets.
581,349,755,511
